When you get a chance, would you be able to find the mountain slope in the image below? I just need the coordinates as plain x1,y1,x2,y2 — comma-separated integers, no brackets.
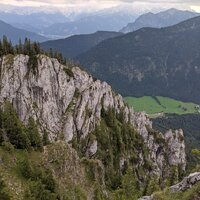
0,20,48,44
41,31,122,58
0,11,68,35
153,113,200,165
77,15,200,103
0,53,186,199
121,8,199,33
42,11,136,38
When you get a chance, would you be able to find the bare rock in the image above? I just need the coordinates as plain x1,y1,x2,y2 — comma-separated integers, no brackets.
170,172,200,192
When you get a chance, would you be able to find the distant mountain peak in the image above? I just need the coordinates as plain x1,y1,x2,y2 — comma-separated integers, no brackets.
120,8,199,33
0,19,48,44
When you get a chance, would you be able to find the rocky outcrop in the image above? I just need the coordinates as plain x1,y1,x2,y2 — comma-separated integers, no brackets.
170,172,200,192
138,196,153,200
165,129,186,170
0,54,186,179
139,172,200,200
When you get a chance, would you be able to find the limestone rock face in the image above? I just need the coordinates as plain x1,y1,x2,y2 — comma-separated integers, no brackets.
139,172,200,200
86,139,98,158
165,129,186,170
170,172,200,192
0,54,186,177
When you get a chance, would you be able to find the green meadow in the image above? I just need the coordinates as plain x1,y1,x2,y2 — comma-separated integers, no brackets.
124,96,199,115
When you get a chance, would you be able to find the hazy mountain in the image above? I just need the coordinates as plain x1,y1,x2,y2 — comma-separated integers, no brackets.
0,6,164,39
0,20,48,44
0,12,68,35
77,16,200,103
42,11,137,38
120,8,199,33
41,31,122,58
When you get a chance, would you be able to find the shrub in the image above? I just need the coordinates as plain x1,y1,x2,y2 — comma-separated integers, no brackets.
0,176,11,200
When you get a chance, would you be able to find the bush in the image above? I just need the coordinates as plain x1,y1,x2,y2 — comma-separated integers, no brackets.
2,142,14,153
24,181,57,200
0,176,11,200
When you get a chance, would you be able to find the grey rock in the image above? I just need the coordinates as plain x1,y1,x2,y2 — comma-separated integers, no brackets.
170,172,200,192
0,54,186,178
86,140,98,158
138,196,153,200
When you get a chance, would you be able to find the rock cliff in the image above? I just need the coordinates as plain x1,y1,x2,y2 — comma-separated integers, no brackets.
139,172,200,200
0,54,186,195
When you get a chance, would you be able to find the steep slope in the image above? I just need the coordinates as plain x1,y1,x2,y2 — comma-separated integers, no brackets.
0,20,48,44
152,113,200,164
121,8,199,33
41,31,122,58
77,16,200,103
0,54,186,199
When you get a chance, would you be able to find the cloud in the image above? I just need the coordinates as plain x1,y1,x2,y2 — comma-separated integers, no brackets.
0,0,199,14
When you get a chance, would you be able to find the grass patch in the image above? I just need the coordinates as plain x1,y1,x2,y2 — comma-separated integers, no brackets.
124,96,199,116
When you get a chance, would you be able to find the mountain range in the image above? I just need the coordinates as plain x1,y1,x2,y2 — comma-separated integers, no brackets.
0,12,69,35
0,8,137,39
121,8,199,33
77,15,200,103
0,20,48,44
41,12,135,38
40,8,200,59
2,6,200,200
41,31,122,58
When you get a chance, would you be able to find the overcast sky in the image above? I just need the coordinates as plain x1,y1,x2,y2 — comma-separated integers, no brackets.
0,0,200,13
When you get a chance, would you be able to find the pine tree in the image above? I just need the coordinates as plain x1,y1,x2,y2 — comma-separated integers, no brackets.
0,37,67,66
26,117,42,149
1,102,30,149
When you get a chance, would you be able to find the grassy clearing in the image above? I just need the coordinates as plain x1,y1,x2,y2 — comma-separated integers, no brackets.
124,96,199,115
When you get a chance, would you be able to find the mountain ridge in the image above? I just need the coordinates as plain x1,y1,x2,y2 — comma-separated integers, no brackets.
77,15,200,103
0,52,186,199
41,31,122,58
121,8,199,33
0,19,48,44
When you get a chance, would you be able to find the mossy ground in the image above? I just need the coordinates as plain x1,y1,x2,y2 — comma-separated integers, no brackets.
0,142,101,200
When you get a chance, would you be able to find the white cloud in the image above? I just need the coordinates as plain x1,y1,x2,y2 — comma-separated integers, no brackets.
0,0,199,14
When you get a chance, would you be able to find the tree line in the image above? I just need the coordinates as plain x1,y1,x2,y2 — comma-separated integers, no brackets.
0,101,49,150
0,36,66,65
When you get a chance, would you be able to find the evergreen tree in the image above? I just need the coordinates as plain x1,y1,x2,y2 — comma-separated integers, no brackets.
121,168,141,199
0,37,67,67
146,177,160,196
26,117,42,149
1,102,30,149
42,130,50,146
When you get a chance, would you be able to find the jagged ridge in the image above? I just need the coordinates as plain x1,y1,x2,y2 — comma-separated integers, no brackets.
0,54,186,198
